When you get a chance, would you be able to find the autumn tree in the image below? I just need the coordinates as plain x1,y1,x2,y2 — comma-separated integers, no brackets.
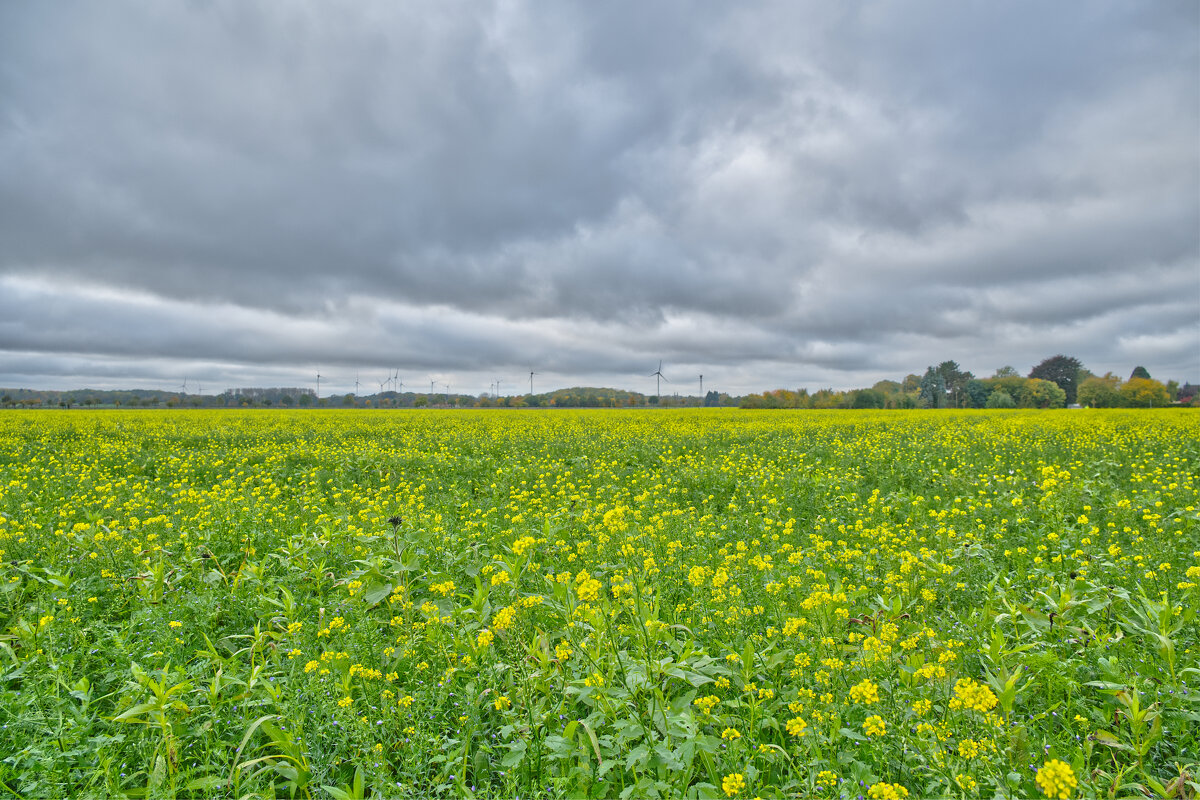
1120,377,1169,407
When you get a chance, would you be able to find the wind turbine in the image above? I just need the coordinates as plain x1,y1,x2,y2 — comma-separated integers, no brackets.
529,371,536,395
699,374,703,402
316,372,321,399
650,361,668,401
496,378,503,398
354,372,360,396
181,377,188,395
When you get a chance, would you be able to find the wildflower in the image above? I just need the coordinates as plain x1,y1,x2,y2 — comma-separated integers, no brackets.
477,629,493,648
867,782,909,799
693,695,720,715
492,605,517,631
576,578,602,602
168,620,183,629
721,772,746,797
338,696,353,708
785,716,808,737
1036,759,1077,799
863,715,886,737
816,770,838,788
849,679,880,705
721,727,741,741
949,678,998,714
493,695,511,710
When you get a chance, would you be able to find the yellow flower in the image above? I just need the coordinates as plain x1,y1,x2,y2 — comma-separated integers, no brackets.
785,716,808,737
721,727,741,740
493,695,511,710
721,772,746,797
949,678,998,714
867,782,909,799
476,629,494,648
1036,759,1077,799
849,679,880,705
863,715,886,738
492,605,517,631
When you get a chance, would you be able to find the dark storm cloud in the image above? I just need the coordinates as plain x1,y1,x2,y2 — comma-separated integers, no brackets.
0,0,1196,393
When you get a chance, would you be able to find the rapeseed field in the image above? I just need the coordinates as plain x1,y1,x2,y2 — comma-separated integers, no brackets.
0,409,1196,798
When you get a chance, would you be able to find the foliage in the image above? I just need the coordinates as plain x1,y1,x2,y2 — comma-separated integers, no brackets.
935,361,974,408
1078,374,1124,408
918,367,945,408
985,389,1015,408
1121,378,1171,408
0,409,1197,799
1029,355,1085,405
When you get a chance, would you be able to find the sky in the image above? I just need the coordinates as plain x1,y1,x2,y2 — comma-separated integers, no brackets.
1,1,1197,397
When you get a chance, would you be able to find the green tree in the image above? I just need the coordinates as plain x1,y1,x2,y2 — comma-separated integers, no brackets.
1029,355,1084,405
918,367,945,408
850,388,885,409
1017,378,1066,408
936,360,973,407
965,379,990,408
1077,374,1123,407
1130,365,1151,380
986,389,1015,408
992,365,1019,378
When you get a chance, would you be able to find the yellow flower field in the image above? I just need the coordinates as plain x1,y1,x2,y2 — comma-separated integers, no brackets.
0,409,1196,798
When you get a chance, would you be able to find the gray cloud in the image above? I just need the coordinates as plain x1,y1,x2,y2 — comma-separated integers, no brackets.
0,0,1196,394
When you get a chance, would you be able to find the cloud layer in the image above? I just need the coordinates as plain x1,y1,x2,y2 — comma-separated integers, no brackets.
1,1,1197,395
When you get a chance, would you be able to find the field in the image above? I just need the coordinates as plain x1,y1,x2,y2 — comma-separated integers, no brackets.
0,409,1197,799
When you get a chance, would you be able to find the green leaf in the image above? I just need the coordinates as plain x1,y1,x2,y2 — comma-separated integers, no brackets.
182,775,227,791
362,582,394,606
110,702,159,723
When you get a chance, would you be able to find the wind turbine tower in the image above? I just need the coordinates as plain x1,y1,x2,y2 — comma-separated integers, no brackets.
650,361,668,401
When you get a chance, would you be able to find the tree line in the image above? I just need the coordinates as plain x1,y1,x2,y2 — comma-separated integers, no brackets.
740,356,1196,410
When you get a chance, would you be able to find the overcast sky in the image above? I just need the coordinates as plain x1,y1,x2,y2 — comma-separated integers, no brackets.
1,1,1197,396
